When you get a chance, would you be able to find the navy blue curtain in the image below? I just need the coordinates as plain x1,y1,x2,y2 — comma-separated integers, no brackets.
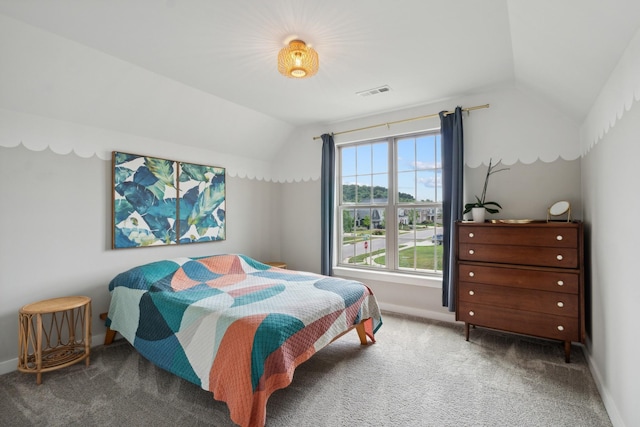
320,133,335,276
439,107,464,311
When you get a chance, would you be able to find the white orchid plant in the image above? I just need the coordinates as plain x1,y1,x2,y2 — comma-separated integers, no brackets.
463,158,509,215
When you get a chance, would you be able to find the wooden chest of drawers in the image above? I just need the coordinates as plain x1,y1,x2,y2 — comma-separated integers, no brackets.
455,221,584,362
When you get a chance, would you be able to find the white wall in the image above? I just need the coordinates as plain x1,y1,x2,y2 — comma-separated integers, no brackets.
579,28,640,427
0,118,282,372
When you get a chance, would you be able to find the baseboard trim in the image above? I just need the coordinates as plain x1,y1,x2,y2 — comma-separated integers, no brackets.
583,336,624,427
0,357,17,376
377,302,456,324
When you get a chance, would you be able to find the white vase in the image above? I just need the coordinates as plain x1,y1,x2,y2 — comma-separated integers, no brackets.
471,207,486,223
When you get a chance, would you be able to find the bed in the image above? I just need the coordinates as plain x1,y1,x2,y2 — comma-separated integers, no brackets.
104,254,382,427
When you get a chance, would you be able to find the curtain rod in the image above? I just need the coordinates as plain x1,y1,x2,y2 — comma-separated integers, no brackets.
312,103,490,140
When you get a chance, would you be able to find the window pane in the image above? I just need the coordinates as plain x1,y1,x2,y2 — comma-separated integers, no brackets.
342,176,356,203
356,175,372,204
416,134,436,170
397,207,442,272
372,143,388,173
342,146,356,176
397,171,416,202
417,170,437,202
340,208,386,268
397,138,415,173
341,208,357,260
357,145,371,175
434,171,442,202
372,173,388,203
342,209,356,234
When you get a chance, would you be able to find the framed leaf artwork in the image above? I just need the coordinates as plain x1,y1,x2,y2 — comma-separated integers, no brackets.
177,162,226,244
112,152,226,249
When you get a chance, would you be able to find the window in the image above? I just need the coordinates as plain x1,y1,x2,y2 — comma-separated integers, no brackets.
338,131,443,275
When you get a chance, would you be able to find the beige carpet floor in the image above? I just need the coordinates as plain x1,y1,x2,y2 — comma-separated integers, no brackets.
0,312,611,426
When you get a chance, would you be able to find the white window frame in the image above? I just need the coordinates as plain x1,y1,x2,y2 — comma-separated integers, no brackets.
335,129,443,282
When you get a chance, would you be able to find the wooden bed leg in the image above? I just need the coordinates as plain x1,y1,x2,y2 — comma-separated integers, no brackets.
564,341,571,363
355,321,368,345
330,320,375,345
100,312,117,345
104,328,117,345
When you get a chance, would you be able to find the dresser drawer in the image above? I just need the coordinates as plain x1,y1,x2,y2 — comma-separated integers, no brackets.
459,243,578,268
454,221,585,359
458,282,579,317
458,224,578,248
457,301,579,342
458,263,579,293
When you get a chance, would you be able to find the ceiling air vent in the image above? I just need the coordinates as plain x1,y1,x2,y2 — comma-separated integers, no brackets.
356,85,391,97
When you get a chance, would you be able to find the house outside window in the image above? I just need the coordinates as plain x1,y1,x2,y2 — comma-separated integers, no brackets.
338,130,443,275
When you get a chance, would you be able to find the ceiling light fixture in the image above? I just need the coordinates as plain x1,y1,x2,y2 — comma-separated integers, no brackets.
277,39,319,79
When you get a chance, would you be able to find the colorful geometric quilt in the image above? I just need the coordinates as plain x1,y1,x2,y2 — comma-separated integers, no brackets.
106,254,382,427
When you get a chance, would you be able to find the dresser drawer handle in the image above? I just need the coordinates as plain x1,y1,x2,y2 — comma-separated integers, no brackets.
469,311,475,316
556,235,563,241
468,232,474,238
557,301,564,308
557,325,564,331
468,249,475,255
468,271,475,277
556,254,563,261
469,290,475,296
557,280,564,286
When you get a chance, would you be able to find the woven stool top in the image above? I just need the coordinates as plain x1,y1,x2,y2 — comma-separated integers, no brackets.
20,296,91,314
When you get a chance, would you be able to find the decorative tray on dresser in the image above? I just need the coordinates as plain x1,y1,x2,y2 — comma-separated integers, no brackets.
455,220,584,362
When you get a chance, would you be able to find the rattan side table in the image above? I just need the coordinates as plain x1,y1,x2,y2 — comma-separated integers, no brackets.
18,296,92,384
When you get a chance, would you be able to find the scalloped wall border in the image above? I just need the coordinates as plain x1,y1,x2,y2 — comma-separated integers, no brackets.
581,28,640,154
0,105,578,184
0,139,323,185
0,108,303,183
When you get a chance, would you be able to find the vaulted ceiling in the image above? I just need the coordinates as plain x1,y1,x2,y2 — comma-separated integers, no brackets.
1,0,639,160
